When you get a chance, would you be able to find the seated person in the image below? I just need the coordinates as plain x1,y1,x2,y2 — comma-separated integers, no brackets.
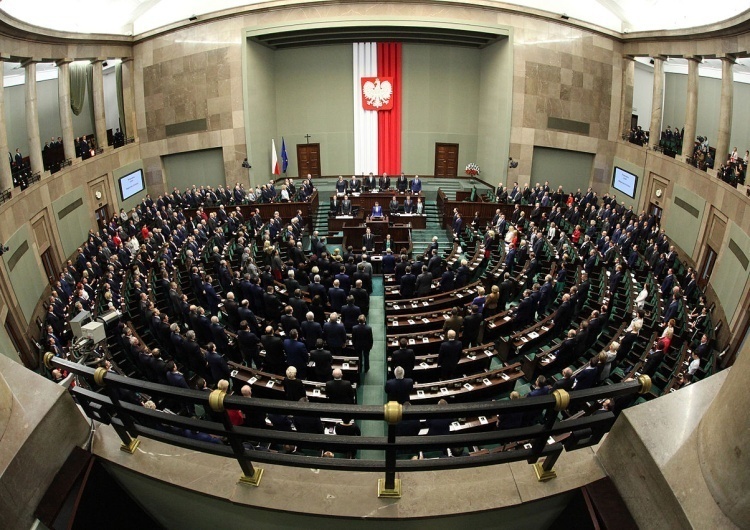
371,201,383,218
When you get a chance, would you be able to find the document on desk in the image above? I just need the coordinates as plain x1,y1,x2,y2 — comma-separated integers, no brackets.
440,387,449,395
422,318,430,323
409,338,416,345
501,373,510,381
417,390,425,397
266,380,275,388
483,378,492,386
408,319,416,325
249,377,258,385
313,388,321,396
479,416,489,425
463,383,473,390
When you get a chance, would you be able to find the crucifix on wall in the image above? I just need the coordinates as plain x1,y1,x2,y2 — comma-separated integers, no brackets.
304,134,311,144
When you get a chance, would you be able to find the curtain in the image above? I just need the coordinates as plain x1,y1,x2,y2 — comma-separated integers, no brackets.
69,62,88,116
86,64,95,136
115,63,126,137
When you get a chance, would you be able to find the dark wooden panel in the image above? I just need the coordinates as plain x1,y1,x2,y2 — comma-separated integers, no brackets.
435,143,459,178
297,143,321,178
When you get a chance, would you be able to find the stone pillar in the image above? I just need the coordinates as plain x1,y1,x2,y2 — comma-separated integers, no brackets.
91,59,107,150
682,57,700,160
0,58,12,192
23,59,44,176
619,56,635,139
714,56,735,167
121,58,137,142
56,59,76,163
648,56,664,150
697,342,750,527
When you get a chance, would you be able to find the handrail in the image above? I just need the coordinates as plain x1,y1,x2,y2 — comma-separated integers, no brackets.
45,353,650,495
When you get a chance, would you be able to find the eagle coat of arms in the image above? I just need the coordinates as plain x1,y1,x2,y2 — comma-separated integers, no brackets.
361,77,394,110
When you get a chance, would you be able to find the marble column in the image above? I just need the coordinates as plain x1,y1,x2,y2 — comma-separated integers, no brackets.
23,60,44,176
648,56,664,150
619,56,635,139
0,59,12,192
714,56,735,166
56,60,76,163
682,57,700,160
697,341,750,527
91,59,107,150
121,58,137,141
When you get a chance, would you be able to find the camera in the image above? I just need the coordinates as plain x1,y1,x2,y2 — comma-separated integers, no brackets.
242,158,251,169
0,243,8,256
508,157,518,169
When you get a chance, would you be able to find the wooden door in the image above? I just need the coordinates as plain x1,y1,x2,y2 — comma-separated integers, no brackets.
95,205,110,232
297,144,321,178
434,143,459,178
698,245,717,290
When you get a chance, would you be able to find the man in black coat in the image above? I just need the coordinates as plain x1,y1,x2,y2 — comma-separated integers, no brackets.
326,369,355,404
438,329,463,380
543,330,577,375
399,266,417,298
261,326,286,376
550,294,574,337
352,315,373,373
384,366,414,404
309,339,334,382
300,312,324,351
576,272,590,315
462,304,483,348
323,313,347,355
391,338,416,379
513,290,535,329
350,280,370,316
415,266,433,297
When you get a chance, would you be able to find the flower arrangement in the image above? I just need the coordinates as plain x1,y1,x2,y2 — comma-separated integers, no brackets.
465,163,480,176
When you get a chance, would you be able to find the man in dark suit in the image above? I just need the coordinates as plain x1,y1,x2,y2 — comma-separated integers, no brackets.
261,326,287,376
454,260,470,288
661,268,675,299
391,338,416,379
576,272,590,315
396,173,408,193
341,296,362,332
641,343,665,377
537,275,554,317
548,293,573,337
694,334,711,360
323,313,347,355
341,195,353,215
513,290,535,329
379,173,391,191
365,173,378,191
415,265,433,297
352,315,373,373
205,343,231,384
384,366,414,404
662,294,680,324
438,329,463,380
328,280,347,312
382,249,396,274
300,312,324,351
283,329,309,379
462,304,483,348
543,330,577,375
362,228,375,252
399,266,417,298
326,368,355,404
452,213,463,237
309,339,334,382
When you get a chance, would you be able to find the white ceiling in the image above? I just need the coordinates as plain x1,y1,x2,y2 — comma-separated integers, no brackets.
0,0,748,36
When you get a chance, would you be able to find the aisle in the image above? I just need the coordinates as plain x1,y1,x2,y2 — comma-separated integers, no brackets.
357,276,387,460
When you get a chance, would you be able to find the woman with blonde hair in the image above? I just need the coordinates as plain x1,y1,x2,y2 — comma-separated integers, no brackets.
483,284,500,317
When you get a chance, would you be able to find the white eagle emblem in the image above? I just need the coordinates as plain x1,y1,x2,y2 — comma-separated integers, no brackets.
363,78,393,109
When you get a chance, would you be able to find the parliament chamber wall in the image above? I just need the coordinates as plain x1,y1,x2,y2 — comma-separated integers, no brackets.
0,1,749,527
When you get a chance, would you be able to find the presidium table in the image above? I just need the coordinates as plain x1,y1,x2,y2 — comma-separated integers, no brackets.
328,191,427,253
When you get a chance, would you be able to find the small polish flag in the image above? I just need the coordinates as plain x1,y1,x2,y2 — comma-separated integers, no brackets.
271,139,280,175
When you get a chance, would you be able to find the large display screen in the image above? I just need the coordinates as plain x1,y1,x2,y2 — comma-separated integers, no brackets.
118,169,145,201
612,166,638,198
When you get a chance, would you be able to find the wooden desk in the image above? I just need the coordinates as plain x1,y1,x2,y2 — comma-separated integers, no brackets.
388,343,503,384
408,364,523,404
228,362,357,403
328,212,364,232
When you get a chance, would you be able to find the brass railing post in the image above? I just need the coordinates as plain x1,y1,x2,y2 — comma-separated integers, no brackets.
532,389,570,482
379,401,403,498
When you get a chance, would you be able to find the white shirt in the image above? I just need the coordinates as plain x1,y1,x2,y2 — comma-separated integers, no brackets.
688,358,700,375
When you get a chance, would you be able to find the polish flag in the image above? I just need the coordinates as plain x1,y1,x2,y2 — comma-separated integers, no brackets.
271,139,280,175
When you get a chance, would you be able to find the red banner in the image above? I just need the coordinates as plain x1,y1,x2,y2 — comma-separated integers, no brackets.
361,77,394,111
377,42,402,175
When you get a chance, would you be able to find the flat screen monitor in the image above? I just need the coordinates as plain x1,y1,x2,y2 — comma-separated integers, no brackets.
118,169,145,201
612,166,638,198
